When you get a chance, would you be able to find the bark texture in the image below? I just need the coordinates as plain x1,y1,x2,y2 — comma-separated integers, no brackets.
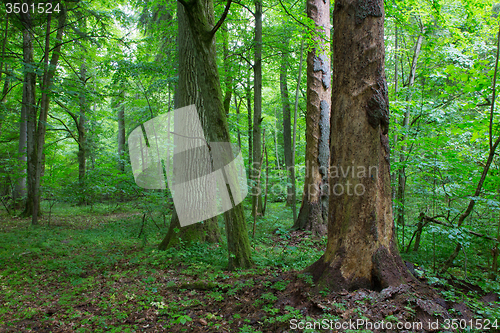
293,0,330,235
307,0,412,291
159,3,221,250
179,0,253,269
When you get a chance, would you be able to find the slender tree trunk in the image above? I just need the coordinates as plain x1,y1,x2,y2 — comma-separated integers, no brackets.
117,90,126,172
280,38,294,207
20,9,37,218
252,0,263,217
159,3,221,250
308,0,412,291
292,0,330,235
395,29,424,246
0,16,8,85
77,61,87,205
291,41,304,224
273,107,280,169
10,12,24,207
0,16,9,138
13,14,26,207
31,7,67,225
246,72,253,178
178,0,253,269
234,93,241,148
14,100,27,207
391,24,398,201
222,25,233,115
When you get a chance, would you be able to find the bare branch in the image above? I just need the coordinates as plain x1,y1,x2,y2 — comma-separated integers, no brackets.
210,0,232,37
232,0,254,15
54,99,79,128
48,113,79,145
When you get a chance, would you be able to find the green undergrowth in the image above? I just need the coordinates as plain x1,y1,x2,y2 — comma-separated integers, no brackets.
0,201,325,331
0,201,497,332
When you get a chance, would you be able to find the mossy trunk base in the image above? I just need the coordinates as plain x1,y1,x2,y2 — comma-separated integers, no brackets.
307,240,413,291
158,209,221,250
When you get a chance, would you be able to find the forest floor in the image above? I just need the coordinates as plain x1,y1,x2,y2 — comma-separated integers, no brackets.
0,202,498,332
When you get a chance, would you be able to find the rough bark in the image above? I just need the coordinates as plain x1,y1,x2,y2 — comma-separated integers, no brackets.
159,3,221,250
293,0,330,235
307,0,412,291
179,0,253,269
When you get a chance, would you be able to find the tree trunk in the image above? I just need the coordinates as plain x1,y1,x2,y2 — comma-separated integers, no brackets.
222,26,233,115
280,39,294,207
28,5,67,224
20,9,38,218
391,24,398,202
234,93,242,148
291,40,304,224
0,16,9,137
246,72,253,178
308,0,412,291
159,2,221,250
292,0,330,236
179,0,253,269
13,15,27,207
117,90,126,172
78,61,87,205
252,0,263,217
273,107,280,170
14,99,27,207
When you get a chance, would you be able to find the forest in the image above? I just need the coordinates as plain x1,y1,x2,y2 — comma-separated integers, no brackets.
1,0,500,331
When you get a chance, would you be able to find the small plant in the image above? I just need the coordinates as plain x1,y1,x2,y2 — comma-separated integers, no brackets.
319,288,330,296
261,292,278,302
172,314,192,325
271,280,289,291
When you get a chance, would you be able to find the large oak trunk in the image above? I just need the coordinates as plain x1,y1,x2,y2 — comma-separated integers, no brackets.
159,3,221,250
182,0,253,269
308,0,412,291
